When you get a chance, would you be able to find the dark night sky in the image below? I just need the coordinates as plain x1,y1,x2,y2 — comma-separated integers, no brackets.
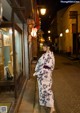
36,0,73,35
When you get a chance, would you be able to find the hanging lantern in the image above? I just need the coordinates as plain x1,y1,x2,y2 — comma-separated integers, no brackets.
0,0,3,21
31,28,38,37
40,8,46,15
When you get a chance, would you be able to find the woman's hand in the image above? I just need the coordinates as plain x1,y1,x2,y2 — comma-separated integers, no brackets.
33,72,37,76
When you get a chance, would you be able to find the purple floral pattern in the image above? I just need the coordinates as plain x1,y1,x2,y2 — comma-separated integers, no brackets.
34,51,55,107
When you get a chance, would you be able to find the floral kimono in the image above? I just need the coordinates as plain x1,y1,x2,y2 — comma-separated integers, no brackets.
33,51,55,107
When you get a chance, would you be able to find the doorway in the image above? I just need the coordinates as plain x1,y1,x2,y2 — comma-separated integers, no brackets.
73,33,77,54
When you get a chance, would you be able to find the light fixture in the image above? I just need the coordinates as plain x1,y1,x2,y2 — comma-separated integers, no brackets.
40,8,46,15
40,38,45,42
65,29,69,33
48,36,51,40
48,30,51,33
31,28,37,37
60,33,63,37
0,0,3,22
40,43,43,46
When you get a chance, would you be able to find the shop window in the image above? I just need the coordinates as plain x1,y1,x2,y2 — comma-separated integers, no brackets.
0,28,13,80
0,22,23,82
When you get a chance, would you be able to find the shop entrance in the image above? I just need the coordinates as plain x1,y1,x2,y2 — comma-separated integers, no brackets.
73,33,80,55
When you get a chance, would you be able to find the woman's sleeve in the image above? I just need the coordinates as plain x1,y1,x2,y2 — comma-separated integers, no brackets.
35,61,39,72
35,56,44,72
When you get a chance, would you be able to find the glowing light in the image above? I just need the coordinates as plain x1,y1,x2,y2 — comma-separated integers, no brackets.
40,8,46,15
65,29,69,33
60,33,63,37
40,43,43,46
48,36,51,40
31,28,37,37
40,38,45,42
48,30,51,33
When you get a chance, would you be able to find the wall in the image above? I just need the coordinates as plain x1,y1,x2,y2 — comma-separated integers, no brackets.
57,3,80,53
57,7,68,52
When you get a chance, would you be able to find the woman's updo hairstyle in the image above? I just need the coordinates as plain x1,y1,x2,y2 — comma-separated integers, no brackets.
43,42,53,52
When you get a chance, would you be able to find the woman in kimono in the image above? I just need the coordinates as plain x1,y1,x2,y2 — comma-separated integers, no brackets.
33,42,55,113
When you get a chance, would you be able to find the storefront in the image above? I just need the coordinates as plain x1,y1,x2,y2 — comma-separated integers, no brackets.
0,0,30,112
0,22,26,98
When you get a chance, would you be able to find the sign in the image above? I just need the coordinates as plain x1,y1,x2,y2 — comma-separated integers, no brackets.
0,106,7,113
60,0,80,3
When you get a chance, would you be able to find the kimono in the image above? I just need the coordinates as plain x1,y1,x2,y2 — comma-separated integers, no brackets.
33,51,55,107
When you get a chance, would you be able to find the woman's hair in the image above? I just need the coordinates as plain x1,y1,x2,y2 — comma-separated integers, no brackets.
43,42,50,47
43,42,53,51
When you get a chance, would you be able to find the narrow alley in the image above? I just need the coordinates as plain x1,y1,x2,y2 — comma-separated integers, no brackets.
1,1,80,113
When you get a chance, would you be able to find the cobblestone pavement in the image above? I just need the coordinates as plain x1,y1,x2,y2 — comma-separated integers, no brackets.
53,55,80,113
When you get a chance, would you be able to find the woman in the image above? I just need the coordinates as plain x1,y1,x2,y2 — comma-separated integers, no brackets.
33,42,55,113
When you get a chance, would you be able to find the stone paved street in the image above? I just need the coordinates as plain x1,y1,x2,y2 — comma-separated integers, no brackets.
18,77,36,113
53,55,80,113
